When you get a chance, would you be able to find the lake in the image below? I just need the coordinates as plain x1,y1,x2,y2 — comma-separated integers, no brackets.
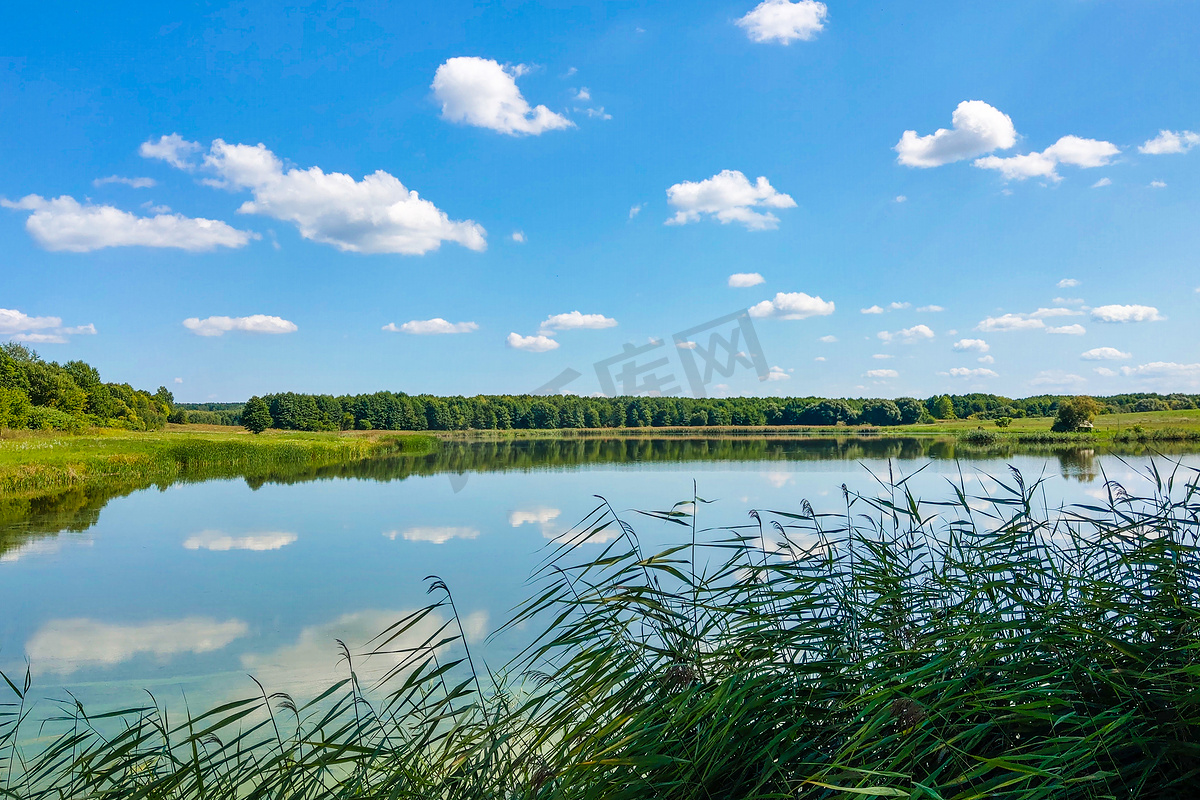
3,436,1198,721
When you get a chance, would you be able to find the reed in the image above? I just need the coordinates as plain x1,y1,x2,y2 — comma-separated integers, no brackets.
3,460,1199,798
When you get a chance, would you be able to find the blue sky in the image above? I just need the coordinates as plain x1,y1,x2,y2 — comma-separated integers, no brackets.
2,0,1198,401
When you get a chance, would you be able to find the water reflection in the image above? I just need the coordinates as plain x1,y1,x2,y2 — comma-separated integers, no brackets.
183,531,298,551
1,436,1191,561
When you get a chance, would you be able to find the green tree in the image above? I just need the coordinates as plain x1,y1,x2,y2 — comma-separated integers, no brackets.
860,399,902,426
932,395,956,420
1052,396,1101,432
242,396,273,434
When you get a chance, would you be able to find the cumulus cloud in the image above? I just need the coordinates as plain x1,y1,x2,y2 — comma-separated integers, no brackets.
183,315,298,336
765,365,789,381
944,367,999,379
665,170,795,230
1,194,256,252
93,175,156,189
139,133,203,169
953,338,989,352
1,308,95,344
384,318,478,335
1091,304,1164,323
895,195,907,203
895,101,1017,168
511,230,526,243
27,617,248,676
865,368,899,379
974,135,1119,182
1053,297,1085,305
1029,370,1086,389
184,531,297,551
728,272,765,288
1046,324,1087,335
860,305,884,314
1139,130,1200,155
976,307,1082,332
1120,362,1200,384
629,203,643,219
385,527,480,544
817,334,837,343
1150,180,1167,189
872,353,893,360
145,137,487,255
509,507,561,527
1057,278,1080,288
1081,347,1131,361
917,305,944,312
432,57,573,136
1092,177,1112,188
978,355,995,364
748,292,835,320
735,0,828,44
506,332,559,352
540,311,617,332
877,324,934,344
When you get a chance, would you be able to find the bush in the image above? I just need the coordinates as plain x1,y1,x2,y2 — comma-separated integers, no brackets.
994,416,1012,428
26,405,83,432
0,386,33,429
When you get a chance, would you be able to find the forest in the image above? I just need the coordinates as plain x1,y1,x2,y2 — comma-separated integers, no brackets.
0,343,175,431
216,389,1200,432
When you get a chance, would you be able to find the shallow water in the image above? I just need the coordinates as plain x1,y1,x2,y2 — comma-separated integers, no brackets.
2,437,1198,718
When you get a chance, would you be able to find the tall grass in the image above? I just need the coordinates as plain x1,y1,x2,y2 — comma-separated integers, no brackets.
3,460,1199,798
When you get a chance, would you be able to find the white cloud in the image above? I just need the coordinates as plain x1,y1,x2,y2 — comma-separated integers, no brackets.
1139,130,1200,155
978,313,1044,332
1094,367,1117,377
61,324,97,335
953,338,989,352
974,135,1119,182
190,139,486,255
0,308,95,344
765,365,789,381
1120,362,1200,383
1057,278,1080,288
1046,324,1087,335
10,333,67,344
889,301,911,310
895,195,907,203
573,87,591,102
944,367,999,379
817,334,837,343
1081,347,1131,361
1150,180,1167,189
139,133,203,169
735,0,828,44
872,353,893,360
507,332,559,352
509,507,561,527
814,356,826,362
93,175,156,189
27,617,247,676
1091,177,1112,188
728,272,765,288
629,203,643,219
174,377,183,384
748,291,835,320
895,101,1017,168
978,355,995,364
385,526,480,544
511,230,526,243
183,315,298,336
1091,304,1164,323
432,57,573,136
676,340,698,349
865,368,899,379
2,194,256,252
0,308,60,335
877,324,934,344
184,531,297,551
385,318,478,335
579,106,611,120
1053,297,1085,305
1029,370,1086,388
540,311,617,331
860,305,884,314
665,169,795,230
917,304,944,312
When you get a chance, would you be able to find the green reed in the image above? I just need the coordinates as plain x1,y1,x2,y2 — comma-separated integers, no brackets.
3,459,1199,798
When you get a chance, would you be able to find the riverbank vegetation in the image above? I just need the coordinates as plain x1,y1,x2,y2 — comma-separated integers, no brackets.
0,344,176,432
4,462,1198,798
175,390,1200,434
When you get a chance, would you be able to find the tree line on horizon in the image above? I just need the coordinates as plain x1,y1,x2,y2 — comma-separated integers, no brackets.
211,389,1200,433
0,344,176,431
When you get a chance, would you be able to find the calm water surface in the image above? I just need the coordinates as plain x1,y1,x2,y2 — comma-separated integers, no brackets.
2,437,1197,718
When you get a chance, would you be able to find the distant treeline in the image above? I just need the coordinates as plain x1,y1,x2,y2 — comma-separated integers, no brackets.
181,390,1200,432
0,344,176,431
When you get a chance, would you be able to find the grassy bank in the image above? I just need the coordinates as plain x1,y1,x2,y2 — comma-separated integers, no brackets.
0,426,437,498
4,463,1199,798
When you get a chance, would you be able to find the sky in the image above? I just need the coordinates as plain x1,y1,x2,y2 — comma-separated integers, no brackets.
1,0,1198,402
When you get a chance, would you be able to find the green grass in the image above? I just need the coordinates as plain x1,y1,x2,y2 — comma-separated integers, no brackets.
4,460,1200,798
0,427,437,497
